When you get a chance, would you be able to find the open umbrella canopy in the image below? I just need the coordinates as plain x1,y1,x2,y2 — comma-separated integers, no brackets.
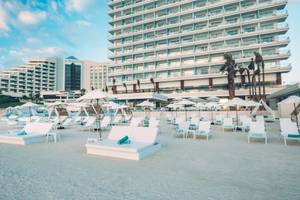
195,102,206,109
223,98,260,107
206,96,220,102
102,101,121,109
137,100,155,108
278,95,300,104
19,102,40,108
46,101,66,108
205,102,220,109
175,99,196,106
166,103,182,109
77,90,111,102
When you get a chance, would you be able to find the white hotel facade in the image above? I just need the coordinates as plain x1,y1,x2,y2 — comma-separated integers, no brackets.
0,58,109,98
107,0,291,100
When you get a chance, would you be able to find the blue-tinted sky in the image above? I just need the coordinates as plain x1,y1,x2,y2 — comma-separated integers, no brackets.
0,0,299,84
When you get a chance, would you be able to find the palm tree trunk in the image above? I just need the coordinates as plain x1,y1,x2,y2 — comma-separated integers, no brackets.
246,70,252,99
262,62,266,100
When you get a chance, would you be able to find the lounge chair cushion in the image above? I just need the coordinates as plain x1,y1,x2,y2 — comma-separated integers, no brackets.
287,134,300,138
16,130,27,136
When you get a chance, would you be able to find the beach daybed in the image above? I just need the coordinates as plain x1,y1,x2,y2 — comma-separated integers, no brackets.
248,121,267,144
85,126,161,160
279,118,300,146
0,122,53,145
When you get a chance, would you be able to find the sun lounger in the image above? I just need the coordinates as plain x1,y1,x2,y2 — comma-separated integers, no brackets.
214,115,224,125
248,121,267,144
194,121,211,140
222,118,234,131
0,122,53,145
175,121,190,138
280,118,300,146
84,116,97,131
85,126,161,160
100,116,111,130
241,117,252,132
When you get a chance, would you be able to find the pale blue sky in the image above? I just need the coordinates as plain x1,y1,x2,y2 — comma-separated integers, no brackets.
0,0,299,84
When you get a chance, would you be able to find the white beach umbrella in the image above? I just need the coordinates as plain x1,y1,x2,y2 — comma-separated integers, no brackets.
204,102,220,122
137,100,155,108
77,90,111,139
278,96,300,127
278,95,300,104
166,103,183,117
206,96,220,102
137,100,155,118
175,99,196,121
102,101,121,109
18,102,40,120
223,98,258,127
195,102,206,118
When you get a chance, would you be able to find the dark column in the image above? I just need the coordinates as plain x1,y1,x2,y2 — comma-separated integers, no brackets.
209,78,213,90
180,80,184,90
276,72,282,85
133,84,137,93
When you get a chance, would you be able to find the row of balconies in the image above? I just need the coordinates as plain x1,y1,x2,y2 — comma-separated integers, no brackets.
110,39,289,67
110,9,287,40
110,32,289,59
108,0,286,31
108,0,283,22
109,16,288,51
109,51,290,77
108,64,290,86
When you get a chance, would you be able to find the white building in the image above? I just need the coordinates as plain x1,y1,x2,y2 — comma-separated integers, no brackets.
107,0,291,100
82,61,109,91
0,58,56,97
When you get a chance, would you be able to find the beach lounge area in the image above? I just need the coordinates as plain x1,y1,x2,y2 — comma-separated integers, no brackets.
1,113,300,199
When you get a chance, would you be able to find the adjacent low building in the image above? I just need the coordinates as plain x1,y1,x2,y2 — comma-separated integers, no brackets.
0,57,109,98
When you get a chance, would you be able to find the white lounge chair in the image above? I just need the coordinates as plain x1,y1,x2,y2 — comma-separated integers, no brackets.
222,118,234,131
0,122,53,145
84,116,97,131
214,115,223,125
175,121,190,138
194,121,211,140
256,115,265,122
241,117,252,132
248,121,267,144
85,126,161,160
279,118,300,146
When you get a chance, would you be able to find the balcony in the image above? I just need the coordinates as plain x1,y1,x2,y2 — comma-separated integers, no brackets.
108,0,287,34
108,12,288,50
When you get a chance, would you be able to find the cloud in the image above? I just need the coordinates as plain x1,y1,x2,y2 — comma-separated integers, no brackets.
51,1,58,11
76,20,91,27
26,37,40,44
18,10,47,25
0,5,10,31
66,0,95,12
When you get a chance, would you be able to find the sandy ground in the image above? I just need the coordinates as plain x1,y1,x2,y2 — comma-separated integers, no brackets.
0,120,300,200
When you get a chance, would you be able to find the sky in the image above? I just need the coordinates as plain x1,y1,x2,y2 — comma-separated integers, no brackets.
0,0,299,84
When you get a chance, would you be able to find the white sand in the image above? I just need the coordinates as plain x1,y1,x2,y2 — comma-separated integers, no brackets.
0,120,300,200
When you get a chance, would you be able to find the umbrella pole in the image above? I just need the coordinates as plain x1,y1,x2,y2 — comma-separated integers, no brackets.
97,99,102,140
294,103,299,129
236,105,238,129
185,107,187,121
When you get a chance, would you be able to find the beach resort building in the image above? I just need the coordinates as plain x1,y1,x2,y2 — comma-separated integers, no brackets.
0,57,109,98
107,0,290,100
0,58,56,97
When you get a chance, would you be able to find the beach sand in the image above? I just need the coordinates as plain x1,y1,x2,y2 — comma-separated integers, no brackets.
0,120,300,200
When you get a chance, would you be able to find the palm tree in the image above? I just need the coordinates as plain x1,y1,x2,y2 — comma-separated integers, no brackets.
137,79,141,92
254,52,265,100
112,78,117,94
238,66,252,98
247,58,255,100
80,88,86,96
123,83,127,93
220,53,238,99
150,78,155,92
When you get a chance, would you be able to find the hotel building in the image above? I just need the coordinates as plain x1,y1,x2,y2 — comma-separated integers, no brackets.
0,58,56,97
0,57,109,98
82,61,109,91
107,0,291,100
